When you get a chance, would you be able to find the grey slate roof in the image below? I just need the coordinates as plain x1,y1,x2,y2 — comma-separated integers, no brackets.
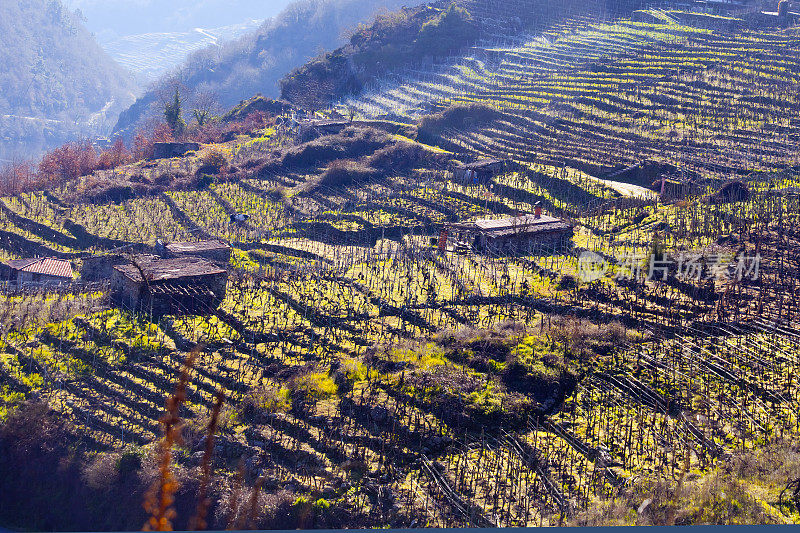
165,240,231,254
450,214,573,237
114,255,226,283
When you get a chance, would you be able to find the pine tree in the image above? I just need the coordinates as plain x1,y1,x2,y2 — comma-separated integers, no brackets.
164,88,186,136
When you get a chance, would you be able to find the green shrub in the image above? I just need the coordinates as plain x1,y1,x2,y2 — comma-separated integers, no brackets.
415,3,476,56
116,446,143,478
467,382,503,417
293,495,310,507
316,160,381,189
245,385,292,415
334,359,368,393
418,103,500,143
197,147,229,175
312,498,331,513
291,372,338,402
0,385,25,422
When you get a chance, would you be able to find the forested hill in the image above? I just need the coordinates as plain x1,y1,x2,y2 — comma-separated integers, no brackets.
0,0,136,162
112,0,425,138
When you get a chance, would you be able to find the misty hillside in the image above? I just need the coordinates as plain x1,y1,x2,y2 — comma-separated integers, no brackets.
100,20,263,83
0,0,136,162
62,0,295,41
63,0,297,83
113,0,426,137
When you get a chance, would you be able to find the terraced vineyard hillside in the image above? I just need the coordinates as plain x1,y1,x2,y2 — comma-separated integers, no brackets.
343,11,800,179
2,4,800,531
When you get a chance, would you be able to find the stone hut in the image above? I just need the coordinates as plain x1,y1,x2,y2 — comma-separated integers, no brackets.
111,255,228,316
80,254,129,282
655,178,703,201
6,258,73,285
605,160,699,188
296,119,349,140
452,159,508,184
706,181,750,205
442,211,573,255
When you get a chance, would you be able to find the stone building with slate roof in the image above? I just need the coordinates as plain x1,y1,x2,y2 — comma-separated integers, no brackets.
452,158,509,184
111,255,228,316
443,211,573,255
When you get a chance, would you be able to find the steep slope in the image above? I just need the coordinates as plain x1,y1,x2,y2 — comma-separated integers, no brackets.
1,95,800,529
0,0,136,162
112,0,426,138
280,0,647,109
280,2,480,110
337,3,792,181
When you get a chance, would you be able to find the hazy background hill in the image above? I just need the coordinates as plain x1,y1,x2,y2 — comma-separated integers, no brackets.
0,0,136,163
62,0,298,83
62,0,294,41
97,20,264,85
113,0,426,137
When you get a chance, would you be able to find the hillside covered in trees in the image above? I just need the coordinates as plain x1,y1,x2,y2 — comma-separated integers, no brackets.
0,0,136,162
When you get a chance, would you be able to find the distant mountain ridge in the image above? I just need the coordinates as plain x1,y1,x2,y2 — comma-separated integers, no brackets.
62,0,294,41
0,0,136,162
113,0,427,137
100,20,264,83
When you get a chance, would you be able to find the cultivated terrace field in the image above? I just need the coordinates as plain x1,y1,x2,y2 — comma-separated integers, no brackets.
2,4,800,531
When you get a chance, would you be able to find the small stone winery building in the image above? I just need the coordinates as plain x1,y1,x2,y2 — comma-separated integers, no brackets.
6,257,73,285
111,255,228,316
442,210,573,255
452,158,509,184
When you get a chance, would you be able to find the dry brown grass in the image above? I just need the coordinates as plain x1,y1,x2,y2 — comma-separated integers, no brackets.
548,316,632,360
143,351,196,531
189,389,225,531
570,439,800,526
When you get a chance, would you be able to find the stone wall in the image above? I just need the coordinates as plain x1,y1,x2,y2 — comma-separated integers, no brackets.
151,142,200,160
111,270,228,316
485,230,572,255
81,254,128,281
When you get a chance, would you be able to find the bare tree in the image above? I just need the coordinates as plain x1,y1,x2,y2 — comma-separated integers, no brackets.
191,90,222,127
